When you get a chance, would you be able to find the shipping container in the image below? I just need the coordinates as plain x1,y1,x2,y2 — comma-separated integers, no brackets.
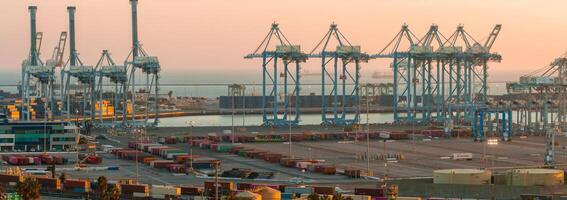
354,188,384,197
181,186,203,196
122,184,149,195
64,179,91,193
37,177,61,190
314,186,334,195
151,185,181,196
285,186,313,195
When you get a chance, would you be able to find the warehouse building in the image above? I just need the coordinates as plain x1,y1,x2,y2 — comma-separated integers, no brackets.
0,121,79,151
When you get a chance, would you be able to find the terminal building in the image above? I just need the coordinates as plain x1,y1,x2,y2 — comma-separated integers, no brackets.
0,116,79,151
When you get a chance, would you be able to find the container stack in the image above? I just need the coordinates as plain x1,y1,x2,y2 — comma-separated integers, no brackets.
151,185,181,199
64,179,91,193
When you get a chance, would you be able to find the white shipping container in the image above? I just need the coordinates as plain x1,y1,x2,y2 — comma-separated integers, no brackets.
148,145,167,153
342,194,371,200
28,157,34,164
151,185,181,195
398,197,422,200
166,153,189,160
452,153,473,160
133,192,148,197
296,161,311,169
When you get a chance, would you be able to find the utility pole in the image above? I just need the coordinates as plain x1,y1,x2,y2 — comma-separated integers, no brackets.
365,86,371,176
213,160,220,200
288,92,293,159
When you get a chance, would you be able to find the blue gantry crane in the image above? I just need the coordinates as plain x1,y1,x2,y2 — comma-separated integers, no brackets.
245,23,307,127
472,107,512,141
309,23,370,127
125,0,161,127
374,24,502,126
507,53,567,134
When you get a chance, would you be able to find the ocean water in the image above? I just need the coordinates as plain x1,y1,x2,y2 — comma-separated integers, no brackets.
158,113,395,127
1,71,511,126
0,71,509,98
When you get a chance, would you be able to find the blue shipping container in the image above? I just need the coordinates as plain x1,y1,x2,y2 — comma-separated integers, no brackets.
285,187,313,195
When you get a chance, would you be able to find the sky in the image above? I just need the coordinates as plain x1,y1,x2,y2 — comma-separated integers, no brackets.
1,0,566,83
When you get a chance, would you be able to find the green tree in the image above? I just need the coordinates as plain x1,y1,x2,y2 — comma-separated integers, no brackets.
16,177,41,200
0,184,5,200
59,172,67,184
101,185,121,200
345,197,354,200
97,176,108,194
332,192,343,200
307,193,320,200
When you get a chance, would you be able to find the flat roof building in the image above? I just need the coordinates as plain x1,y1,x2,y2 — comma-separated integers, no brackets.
0,121,79,151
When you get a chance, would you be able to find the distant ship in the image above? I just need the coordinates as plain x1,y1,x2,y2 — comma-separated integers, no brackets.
372,71,393,79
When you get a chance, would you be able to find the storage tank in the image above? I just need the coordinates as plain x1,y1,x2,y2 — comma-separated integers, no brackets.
237,191,262,200
256,187,281,200
433,169,491,185
506,169,564,186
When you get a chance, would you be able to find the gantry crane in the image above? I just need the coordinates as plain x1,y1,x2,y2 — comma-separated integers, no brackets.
21,6,58,121
507,52,567,134
373,24,502,127
61,6,96,124
309,23,370,127
95,50,128,128
245,23,307,127
125,0,161,127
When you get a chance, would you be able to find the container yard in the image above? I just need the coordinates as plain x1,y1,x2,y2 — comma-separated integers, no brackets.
3,0,567,199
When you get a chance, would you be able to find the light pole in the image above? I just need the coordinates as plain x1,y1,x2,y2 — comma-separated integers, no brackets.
365,87,371,176
486,138,498,199
213,160,220,200
288,92,293,159
231,92,235,144
185,120,195,173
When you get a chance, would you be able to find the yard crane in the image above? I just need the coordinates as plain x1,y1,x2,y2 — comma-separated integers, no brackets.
245,22,307,127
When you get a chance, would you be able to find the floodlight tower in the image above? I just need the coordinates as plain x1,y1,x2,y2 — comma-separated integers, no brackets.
61,6,96,124
245,23,307,127
95,50,128,128
310,23,369,126
126,0,161,127
21,6,57,120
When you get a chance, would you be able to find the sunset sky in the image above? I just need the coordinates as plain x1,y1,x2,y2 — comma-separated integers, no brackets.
1,0,566,83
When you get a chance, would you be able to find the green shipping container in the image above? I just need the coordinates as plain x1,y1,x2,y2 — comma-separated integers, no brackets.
217,145,234,152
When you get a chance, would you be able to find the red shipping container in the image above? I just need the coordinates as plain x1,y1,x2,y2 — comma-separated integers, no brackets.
181,186,203,195
314,186,335,195
354,188,384,197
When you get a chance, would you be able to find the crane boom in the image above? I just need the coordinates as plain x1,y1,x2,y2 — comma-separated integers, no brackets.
36,32,43,55
53,32,68,67
483,24,502,52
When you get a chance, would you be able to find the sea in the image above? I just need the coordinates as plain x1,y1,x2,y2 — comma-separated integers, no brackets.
0,71,511,127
